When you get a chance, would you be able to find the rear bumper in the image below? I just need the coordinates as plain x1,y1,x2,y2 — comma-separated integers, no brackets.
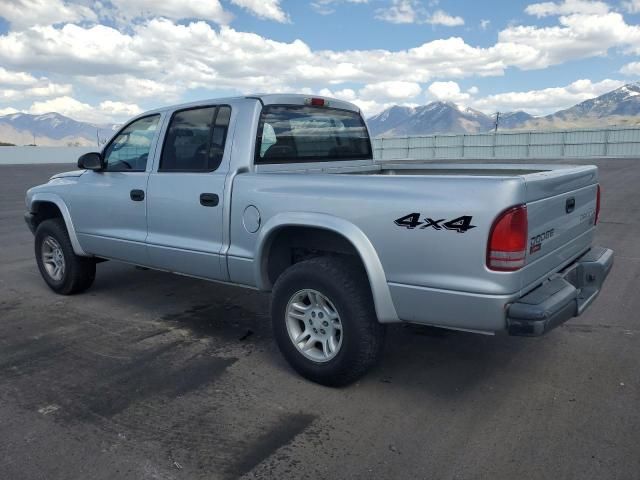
507,246,614,336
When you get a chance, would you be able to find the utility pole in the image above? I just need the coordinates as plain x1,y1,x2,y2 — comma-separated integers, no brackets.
494,112,500,133
96,128,100,147
33,133,36,146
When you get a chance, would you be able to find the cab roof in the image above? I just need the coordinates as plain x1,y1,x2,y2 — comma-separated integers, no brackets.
140,93,360,117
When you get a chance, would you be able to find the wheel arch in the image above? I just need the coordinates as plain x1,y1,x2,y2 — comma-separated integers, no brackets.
255,212,399,323
29,193,88,256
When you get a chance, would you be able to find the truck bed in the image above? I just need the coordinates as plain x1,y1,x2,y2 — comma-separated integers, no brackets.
238,160,599,331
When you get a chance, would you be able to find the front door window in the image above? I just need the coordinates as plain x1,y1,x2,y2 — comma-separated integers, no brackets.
103,114,160,172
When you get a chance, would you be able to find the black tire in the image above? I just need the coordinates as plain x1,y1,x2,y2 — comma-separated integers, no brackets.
271,256,386,387
34,218,96,295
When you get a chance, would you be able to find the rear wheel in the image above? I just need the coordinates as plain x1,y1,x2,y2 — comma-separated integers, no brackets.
271,256,385,387
34,219,96,295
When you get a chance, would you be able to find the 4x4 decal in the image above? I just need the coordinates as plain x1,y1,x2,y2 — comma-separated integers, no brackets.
394,213,476,233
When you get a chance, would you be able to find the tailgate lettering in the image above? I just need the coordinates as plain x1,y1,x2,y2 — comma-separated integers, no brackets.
529,229,555,254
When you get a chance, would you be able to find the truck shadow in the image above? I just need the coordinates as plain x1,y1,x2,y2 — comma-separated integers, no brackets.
90,262,536,397
372,323,534,398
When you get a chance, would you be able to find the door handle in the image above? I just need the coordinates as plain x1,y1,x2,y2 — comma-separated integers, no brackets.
200,193,219,207
130,189,145,201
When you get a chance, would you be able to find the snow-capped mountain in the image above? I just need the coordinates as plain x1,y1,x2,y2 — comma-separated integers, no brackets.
367,105,416,137
368,101,494,137
368,83,640,137
554,83,640,119
520,82,640,130
0,112,118,146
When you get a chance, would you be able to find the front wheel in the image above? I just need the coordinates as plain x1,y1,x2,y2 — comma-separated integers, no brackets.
34,219,96,295
271,256,385,387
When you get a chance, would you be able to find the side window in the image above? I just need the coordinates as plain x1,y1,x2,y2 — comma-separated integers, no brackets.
160,105,231,172
103,115,160,172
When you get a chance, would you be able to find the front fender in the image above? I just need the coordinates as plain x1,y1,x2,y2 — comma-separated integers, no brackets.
28,192,89,257
255,212,400,323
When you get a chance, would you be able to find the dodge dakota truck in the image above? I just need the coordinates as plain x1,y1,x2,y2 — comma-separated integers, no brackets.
25,94,613,386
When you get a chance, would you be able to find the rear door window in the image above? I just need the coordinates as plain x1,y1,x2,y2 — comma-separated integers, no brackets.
160,105,231,172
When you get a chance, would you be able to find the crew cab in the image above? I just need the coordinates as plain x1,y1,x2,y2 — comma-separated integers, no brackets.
24,94,613,386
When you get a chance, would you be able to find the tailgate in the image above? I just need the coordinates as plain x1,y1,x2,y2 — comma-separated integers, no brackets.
521,165,599,292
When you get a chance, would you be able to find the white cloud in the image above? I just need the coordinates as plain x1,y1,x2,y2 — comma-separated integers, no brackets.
229,0,289,22
317,87,409,116
428,10,464,26
78,75,182,101
623,0,640,13
1,83,73,101
0,68,72,101
375,0,418,24
98,100,143,118
525,0,610,17
470,78,625,115
0,67,39,87
2,14,634,102
311,0,369,15
5,14,638,97
0,20,510,92
28,96,141,123
375,1,464,26
359,81,422,101
497,12,640,69
109,0,232,24
315,80,429,117
28,96,93,119
0,0,96,29
0,7,637,116
0,107,19,116
427,81,471,103
480,19,490,30
620,61,640,75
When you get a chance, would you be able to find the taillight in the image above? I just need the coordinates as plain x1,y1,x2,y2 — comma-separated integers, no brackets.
595,184,601,225
487,205,528,272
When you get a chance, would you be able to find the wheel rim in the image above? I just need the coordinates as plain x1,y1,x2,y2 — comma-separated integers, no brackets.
41,236,65,281
285,289,343,363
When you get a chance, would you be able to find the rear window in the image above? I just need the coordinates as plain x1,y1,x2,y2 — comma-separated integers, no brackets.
255,105,372,164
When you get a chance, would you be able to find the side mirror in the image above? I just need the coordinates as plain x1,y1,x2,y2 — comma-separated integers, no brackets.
77,152,104,171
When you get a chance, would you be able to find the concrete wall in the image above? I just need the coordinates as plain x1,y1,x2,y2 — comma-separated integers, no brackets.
373,126,640,161
0,146,94,165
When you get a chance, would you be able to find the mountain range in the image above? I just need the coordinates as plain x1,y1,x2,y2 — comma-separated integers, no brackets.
368,83,640,137
1,83,639,145
0,112,118,146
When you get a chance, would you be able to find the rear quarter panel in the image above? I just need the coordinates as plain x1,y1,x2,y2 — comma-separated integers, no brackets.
227,172,527,297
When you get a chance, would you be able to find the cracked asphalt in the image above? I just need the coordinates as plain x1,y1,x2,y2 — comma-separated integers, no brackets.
0,160,638,479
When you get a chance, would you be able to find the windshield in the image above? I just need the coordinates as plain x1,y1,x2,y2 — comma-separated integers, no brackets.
255,105,372,164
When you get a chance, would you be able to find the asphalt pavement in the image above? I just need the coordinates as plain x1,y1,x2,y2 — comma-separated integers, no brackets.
0,161,638,480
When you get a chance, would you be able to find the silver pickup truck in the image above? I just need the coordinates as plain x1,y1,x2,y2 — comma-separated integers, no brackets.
25,94,613,386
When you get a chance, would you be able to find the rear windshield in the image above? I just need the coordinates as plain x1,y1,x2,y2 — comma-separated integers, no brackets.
255,105,372,164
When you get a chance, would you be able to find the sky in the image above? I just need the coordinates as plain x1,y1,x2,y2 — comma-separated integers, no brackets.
0,0,640,123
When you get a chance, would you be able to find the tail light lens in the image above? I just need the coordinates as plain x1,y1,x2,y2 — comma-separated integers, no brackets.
487,205,528,272
595,184,601,225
